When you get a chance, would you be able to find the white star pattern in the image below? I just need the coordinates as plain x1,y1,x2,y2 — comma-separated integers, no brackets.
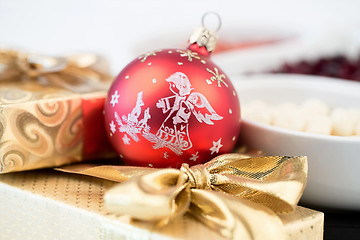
110,90,120,107
210,138,223,155
163,152,169,159
122,134,130,145
109,121,116,134
189,152,199,161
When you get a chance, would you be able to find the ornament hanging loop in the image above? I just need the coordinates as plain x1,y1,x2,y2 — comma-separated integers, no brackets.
201,11,222,32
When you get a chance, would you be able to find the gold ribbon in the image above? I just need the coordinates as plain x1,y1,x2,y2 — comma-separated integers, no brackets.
58,154,307,240
0,48,112,92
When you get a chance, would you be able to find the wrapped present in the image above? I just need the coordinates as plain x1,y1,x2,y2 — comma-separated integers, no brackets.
0,157,324,240
40,153,322,239
56,154,324,240
0,49,115,173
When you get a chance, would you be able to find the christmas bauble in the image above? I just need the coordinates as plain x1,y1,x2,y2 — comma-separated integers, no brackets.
104,22,241,168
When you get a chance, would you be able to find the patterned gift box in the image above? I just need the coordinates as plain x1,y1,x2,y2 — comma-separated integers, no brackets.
0,50,115,173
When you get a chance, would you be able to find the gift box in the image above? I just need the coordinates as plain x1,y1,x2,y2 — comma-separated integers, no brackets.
0,50,115,173
0,167,324,240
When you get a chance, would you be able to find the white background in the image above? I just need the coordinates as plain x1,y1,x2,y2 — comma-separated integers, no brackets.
1,0,360,73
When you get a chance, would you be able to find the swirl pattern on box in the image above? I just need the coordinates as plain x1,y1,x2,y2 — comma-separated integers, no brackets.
0,50,113,173
0,88,83,173
0,144,27,171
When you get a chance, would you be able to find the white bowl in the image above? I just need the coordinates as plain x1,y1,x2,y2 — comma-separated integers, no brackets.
233,74,360,210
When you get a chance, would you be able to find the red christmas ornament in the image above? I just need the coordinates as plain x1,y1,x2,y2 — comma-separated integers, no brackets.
104,14,241,168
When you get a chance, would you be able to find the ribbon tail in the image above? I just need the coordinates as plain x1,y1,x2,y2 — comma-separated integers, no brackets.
189,189,286,240
56,164,155,182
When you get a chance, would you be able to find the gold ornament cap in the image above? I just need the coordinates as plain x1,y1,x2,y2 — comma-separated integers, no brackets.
189,12,221,53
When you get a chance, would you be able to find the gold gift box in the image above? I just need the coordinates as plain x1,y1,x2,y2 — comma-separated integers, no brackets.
0,169,324,240
0,51,115,173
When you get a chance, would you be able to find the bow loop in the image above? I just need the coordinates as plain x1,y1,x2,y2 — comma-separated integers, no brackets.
0,49,112,92
17,53,68,77
105,168,192,225
203,155,307,213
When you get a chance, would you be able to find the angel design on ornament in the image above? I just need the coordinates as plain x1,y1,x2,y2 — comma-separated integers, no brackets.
154,72,223,155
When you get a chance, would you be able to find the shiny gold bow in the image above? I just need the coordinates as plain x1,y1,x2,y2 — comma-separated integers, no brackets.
0,48,112,92
58,154,307,240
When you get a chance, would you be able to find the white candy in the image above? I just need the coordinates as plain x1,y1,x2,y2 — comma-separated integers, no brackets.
355,122,360,136
242,101,272,124
243,99,360,136
242,100,267,114
244,111,272,125
349,110,360,136
348,109,360,122
272,102,305,131
331,108,356,136
304,115,332,135
300,99,330,116
274,102,298,113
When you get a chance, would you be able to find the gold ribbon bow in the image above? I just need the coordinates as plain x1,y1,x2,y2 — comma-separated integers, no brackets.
0,48,112,92
59,154,307,240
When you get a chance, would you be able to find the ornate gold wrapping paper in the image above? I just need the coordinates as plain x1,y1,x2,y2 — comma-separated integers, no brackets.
0,50,114,173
